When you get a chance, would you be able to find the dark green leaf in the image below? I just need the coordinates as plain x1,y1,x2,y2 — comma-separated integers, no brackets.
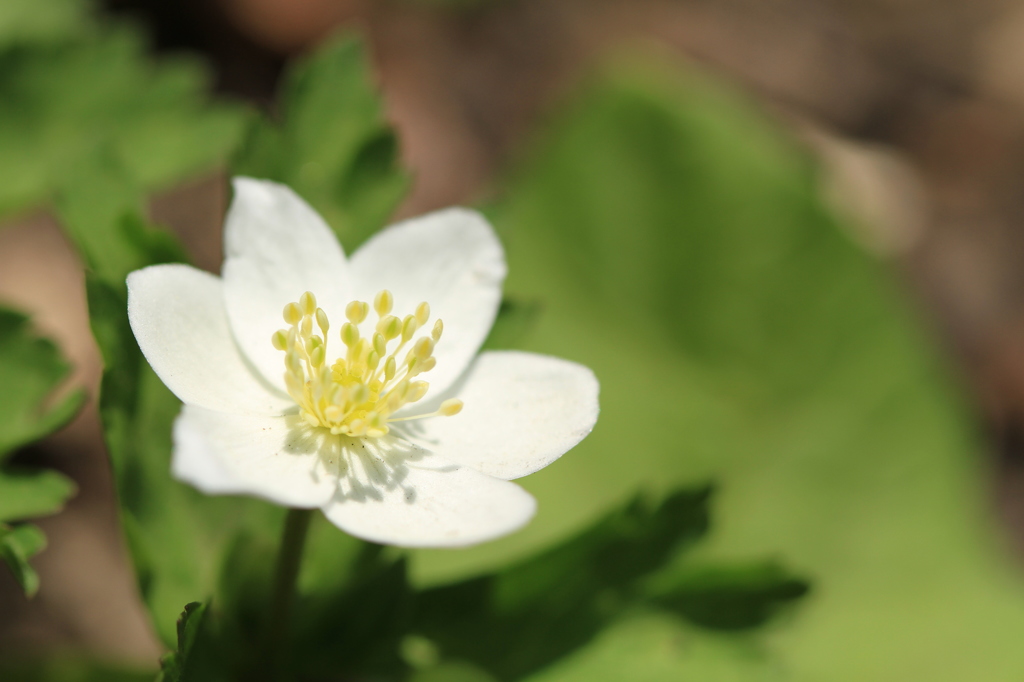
412,488,712,680
0,522,46,597
0,659,153,682
156,601,207,682
233,34,410,251
646,561,810,630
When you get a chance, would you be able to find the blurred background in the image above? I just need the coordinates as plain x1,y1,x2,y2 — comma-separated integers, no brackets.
5,0,1024,678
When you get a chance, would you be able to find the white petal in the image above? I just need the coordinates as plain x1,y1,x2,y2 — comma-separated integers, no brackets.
349,208,505,396
127,264,292,415
221,177,352,389
320,436,535,547
172,405,340,507
403,351,599,480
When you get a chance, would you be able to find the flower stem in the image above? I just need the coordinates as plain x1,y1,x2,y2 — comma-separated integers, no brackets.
266,507,313,674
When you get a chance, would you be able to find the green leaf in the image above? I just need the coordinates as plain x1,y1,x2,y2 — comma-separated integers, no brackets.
0,659,153,682
0,17,247,220
0,523,46,597
0,467,76,521
646,562,810,631
233,33,410,251
0,306,84,457
522,613,778,682
411,489,719,680
421,54,1024,679
0,0,85,50
156,602,207,682
0,304,82,595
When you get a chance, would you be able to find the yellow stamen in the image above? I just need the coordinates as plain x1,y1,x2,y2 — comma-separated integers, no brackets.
273,290,460,437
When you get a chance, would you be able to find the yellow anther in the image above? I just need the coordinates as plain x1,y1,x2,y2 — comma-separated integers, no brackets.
414,336,434,360
346,301,369,324
402,315,418,342
415,302,430,326
440,399,463,416
283,302,302,325
285,351,303,376
316,308,330,334
273,290,461,437
374,289,394,316
299,291,317,316
341,322,360,348
373,332,386,357
377,315,401,341
407,381,429,403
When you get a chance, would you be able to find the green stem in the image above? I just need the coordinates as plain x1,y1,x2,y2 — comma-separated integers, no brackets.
266,507,313,674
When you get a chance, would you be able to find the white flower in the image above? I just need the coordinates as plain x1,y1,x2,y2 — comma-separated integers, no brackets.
126,178,599,547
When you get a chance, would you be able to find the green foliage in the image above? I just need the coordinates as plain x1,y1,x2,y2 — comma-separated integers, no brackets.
428,54,1024,680
234,34,410,251
0,660,152,682
75,202,282,646
0,306,82,595
158,488,806,681
0,2,246,221
156,602,207,682
409,488,798,681
0,307,84,456
0,522,46,597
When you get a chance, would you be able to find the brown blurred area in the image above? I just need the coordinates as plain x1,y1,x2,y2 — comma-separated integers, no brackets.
4,0,1024,665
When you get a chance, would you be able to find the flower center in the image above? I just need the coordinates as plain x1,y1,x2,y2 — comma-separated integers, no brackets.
272,289,462,437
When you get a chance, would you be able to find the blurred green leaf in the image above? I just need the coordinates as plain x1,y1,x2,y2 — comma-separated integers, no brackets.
522,613,777,682
0,14,246,220
0,0,85,50
0,522,46,596
234,34,410,251
0,305,82,595
0,468,76,521
411,489,719,680
156,602,207,682
646,561,809,631
405,53,1024,679
0,659,153,682
0,306,84,456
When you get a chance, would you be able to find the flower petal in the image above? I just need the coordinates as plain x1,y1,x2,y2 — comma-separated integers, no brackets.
172,405,340,508
349,208,505,396
221,177,353,389
404,351,599,480
320,436,535,547
127,264,292,415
